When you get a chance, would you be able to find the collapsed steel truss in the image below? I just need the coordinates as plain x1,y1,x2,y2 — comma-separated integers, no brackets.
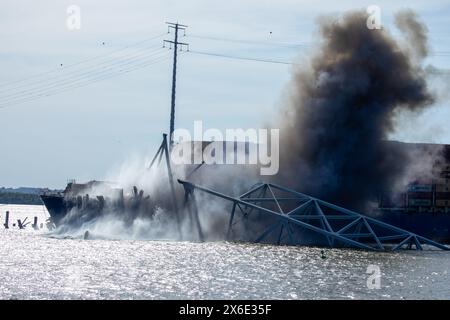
178,179,449,251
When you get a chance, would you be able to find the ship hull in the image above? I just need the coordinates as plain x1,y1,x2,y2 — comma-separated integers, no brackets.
40,194,67,226
374,210,450,243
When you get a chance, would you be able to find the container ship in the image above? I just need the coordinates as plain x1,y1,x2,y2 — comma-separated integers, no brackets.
40,141,450,242
375,142,450,242
376,179,450,242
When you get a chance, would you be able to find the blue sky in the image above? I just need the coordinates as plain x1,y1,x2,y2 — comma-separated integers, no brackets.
1,0,450,188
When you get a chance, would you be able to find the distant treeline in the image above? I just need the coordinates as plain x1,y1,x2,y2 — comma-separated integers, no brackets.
0,192,42,205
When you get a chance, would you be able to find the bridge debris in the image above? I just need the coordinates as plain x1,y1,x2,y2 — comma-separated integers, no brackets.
178,179,449,251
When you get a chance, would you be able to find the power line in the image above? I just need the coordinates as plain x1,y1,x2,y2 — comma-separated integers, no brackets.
2,29,449,109
0,53,175,109
0,44,166,94
0,47,168,101
189,50,295,65
0,32,167,89
0,53,171,107
190,50,450,73
188,34,310,49
428,68,450,75
0,27,192,109
190,33,450,58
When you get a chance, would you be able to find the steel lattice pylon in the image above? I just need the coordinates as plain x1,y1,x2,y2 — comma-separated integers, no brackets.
178,179,449,251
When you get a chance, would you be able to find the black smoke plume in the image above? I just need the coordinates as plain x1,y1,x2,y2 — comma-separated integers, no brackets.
275,10,435,211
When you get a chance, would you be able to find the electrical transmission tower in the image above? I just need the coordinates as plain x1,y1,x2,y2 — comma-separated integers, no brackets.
164,22,189,149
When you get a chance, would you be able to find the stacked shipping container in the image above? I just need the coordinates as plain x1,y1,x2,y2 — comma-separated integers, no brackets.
435,166,450,208
407,182,432,208
379,166,450,212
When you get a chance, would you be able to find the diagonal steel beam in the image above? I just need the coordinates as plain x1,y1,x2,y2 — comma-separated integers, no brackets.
239,183,265,198
287,200,313,215
314,200,333,232
267,185,284,214
392,235,412,251
255,222,281,243
414,236,423,250
227,202,237,240
337,217,362,234
362,218,384,250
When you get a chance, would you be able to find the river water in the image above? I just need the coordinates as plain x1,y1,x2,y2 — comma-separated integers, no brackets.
0,205,449,299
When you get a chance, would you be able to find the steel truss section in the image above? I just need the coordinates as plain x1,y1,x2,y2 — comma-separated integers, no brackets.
178,179,449,251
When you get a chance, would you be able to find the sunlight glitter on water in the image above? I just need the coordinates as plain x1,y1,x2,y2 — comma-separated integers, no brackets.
0,229,449,299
